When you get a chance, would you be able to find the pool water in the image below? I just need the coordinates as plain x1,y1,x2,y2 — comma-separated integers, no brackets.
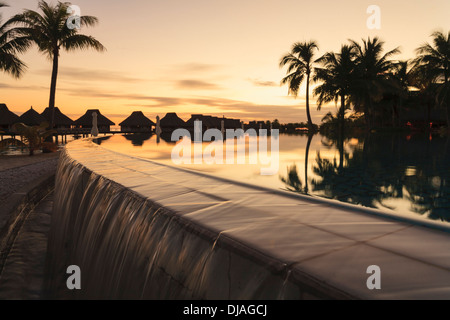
95,132,450,224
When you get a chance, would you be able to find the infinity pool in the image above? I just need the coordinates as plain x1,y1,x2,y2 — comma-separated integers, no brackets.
94,132,450,224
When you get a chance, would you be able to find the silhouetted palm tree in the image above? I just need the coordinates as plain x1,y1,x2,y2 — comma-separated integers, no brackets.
409,61,440,126
280,164,303,192
387,60,412,127
280,134,314,194
280,41,319,132
414,31,450,129
0,2,30,78
6,0,106,131
349,37,400,129
314,44,356,136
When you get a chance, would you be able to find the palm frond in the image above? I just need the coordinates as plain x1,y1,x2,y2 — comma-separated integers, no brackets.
0,51,27,78
61,34,106,52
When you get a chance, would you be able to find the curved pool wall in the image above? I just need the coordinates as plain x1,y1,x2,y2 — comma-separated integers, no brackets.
45,139,450,300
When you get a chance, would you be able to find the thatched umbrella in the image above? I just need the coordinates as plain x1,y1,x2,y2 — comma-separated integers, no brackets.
119,111,155,133
0,104,20,131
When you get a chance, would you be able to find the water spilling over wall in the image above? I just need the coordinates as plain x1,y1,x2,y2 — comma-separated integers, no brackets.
45,141,352,300
44,140,450,300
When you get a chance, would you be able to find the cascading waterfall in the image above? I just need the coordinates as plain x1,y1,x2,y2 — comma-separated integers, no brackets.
45,141,347,300
44,149,298,299
46,151,195,299
41,139,450,300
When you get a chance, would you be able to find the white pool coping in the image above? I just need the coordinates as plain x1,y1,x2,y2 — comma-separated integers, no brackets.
61,139,450,299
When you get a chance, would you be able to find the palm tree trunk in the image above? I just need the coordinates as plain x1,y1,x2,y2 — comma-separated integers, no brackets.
304,133,313,193
446,106,450,133
393,99,400,127
364,100,370,131
445,78,450,132
305,73,314,132
49,47,59,131
366,98,374,130
339,94,345,137
338,135,344,170
46,47,59,144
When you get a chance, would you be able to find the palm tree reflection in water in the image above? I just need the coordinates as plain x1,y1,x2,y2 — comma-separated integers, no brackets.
280,133,450,223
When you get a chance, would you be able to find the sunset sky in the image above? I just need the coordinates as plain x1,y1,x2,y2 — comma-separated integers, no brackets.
1,0,449,126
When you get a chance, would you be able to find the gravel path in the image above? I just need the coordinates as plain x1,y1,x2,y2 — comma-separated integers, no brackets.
0,192,54,299
0,152,59,299
0,153,59,205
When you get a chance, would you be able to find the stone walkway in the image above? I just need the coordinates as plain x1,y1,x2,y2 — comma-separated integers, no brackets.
0,153,58,208
0,152,58,300
0,192,53,299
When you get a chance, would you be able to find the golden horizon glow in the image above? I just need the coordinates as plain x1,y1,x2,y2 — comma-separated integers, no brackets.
1,0,450,125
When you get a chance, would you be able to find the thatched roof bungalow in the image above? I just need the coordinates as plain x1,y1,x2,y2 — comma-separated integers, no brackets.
186,114,217,129
186,114,241,130
41,107,74,131
119,111,155,133
0,104,20,132
247,121,268,130
224,118,241,129
206,116,223,129
74,109,115,133
18,106,48,126
159,112,186,130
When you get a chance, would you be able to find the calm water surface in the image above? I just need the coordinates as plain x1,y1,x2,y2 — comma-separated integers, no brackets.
95,132,450,224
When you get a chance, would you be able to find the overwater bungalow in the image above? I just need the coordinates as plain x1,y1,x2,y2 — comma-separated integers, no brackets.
159,112,186,131
225,118,242,129
208,116,223,129
186,114,219,130
41,107,74,132
247,120,268,130
0,103,20,132
119,111,155,133
74,109,115,133
18,106,48,126
185,114,241,131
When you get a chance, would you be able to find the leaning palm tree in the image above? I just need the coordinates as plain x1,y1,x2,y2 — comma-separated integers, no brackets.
0,2,30,78
313,44,356,136
6,0,106,131
349,37,400,129
280,41,319,132
413,31,450,129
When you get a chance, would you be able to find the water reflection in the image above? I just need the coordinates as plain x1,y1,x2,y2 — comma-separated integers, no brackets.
280,134,314,193
95,132,450,224
124,133,153,146
282,133,450,222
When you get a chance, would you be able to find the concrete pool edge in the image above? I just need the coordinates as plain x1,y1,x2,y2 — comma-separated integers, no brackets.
97,138,450,235
46,139,450,299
